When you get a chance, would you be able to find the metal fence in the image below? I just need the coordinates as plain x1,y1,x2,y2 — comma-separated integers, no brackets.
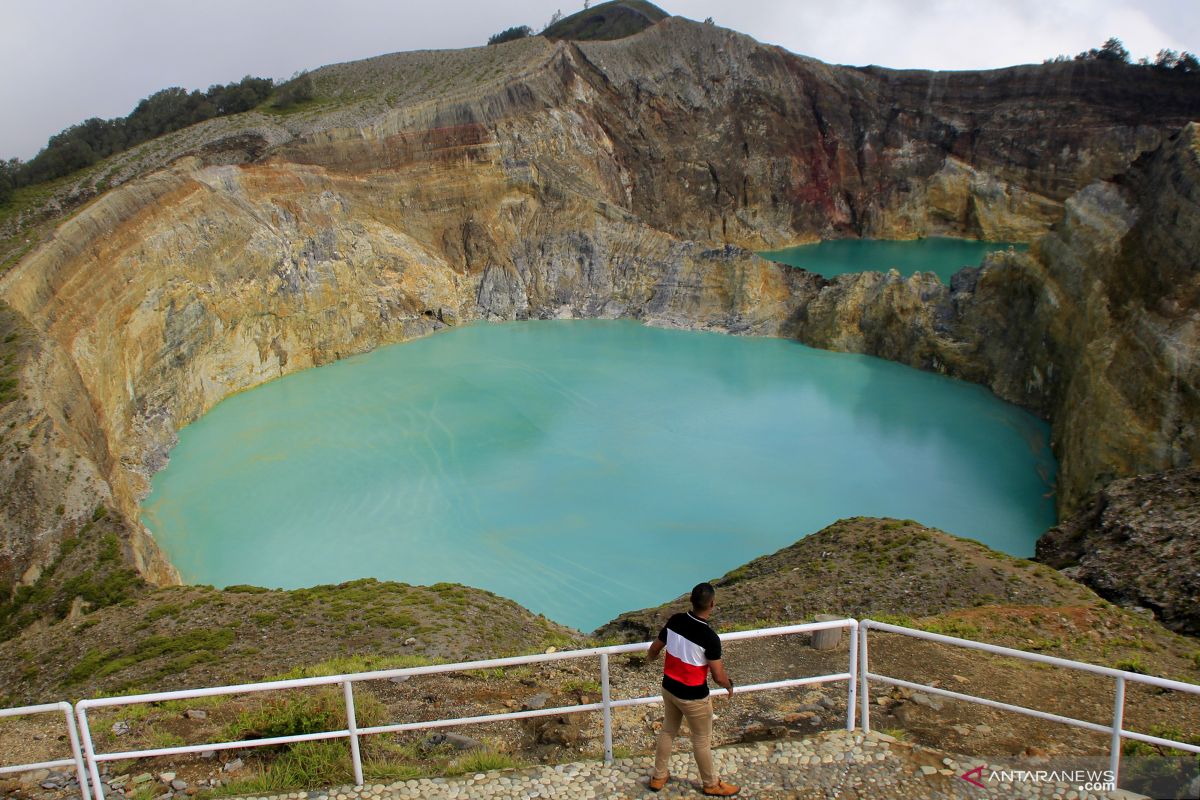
71,618,857,800
858,619,1200,784
0,701,90,795
4,616,1199,800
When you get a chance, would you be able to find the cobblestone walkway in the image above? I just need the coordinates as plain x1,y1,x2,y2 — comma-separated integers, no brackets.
230,731,1144,800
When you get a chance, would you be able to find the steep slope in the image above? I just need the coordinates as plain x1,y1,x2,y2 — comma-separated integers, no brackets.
0,17,1196,602
789,123,1200,512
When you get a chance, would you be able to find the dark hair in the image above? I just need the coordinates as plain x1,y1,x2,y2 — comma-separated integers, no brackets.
690,582,716,612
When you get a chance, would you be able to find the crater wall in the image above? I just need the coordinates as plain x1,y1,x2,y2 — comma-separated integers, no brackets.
1,18,1197,587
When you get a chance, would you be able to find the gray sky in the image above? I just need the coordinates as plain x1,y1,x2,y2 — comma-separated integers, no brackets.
3,0,1197,160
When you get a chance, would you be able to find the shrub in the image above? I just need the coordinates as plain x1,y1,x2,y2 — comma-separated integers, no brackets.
272,73,314,110
225,690,344,741
1116,655,1150,675
487,26,533,45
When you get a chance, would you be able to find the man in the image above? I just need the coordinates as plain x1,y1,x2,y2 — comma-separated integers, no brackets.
646,582,739,796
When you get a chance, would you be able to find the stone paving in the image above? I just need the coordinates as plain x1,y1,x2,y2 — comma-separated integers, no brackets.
227,731,1147,800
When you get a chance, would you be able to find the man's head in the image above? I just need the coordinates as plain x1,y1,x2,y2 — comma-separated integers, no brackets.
690,582,716,614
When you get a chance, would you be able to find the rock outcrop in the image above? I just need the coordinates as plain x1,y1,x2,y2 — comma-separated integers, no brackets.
1037,466,1200,635
0,17,1197,590
787,123,1200,512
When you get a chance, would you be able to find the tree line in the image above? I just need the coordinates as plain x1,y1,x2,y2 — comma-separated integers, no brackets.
0,75,276,205
1047,37,1200,72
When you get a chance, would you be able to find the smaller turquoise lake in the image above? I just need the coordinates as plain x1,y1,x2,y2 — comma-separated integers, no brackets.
760,237,1026,283
143,320,1056,632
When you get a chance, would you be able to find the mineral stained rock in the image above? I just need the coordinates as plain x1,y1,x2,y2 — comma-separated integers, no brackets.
0,17,1198,587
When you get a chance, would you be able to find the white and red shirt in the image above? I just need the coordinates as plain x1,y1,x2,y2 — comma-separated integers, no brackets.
657,611,722,700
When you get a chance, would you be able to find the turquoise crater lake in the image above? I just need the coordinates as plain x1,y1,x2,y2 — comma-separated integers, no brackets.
760,237,1027,283
142,320,1056,632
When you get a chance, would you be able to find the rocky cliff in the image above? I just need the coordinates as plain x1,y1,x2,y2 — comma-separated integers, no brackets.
0,17,1197,593
1038,466,1200,635
790,122,1200,511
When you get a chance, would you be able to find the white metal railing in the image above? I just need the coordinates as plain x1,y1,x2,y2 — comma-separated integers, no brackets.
0,702,90,795
858,619,1200,785
5,616,1199,800
71,619,857,800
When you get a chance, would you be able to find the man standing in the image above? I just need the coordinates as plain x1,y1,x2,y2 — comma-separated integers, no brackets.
646,582,739,796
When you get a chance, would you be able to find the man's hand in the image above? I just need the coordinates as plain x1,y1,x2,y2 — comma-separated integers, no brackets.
710,659,734,698
647,639,665,661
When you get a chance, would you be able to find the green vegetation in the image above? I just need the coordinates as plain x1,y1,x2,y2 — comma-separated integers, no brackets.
271,73,315,111
447,748,524,774
68,627,234,684
1,76,274,198
225,584,270,594
1116,655,1151,674
210,741,354,796
0,527,144,642
487,26,533,46
271,653,436,680
206,736,518,797
563,678,603,694
225,689,346,741
1046,37,1199,72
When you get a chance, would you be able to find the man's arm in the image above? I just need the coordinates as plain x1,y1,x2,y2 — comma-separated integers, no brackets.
709,658,734,697
647,639,665,660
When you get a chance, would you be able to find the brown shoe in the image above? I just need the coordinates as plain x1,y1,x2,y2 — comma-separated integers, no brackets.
648,773,669,792
702,780,740,796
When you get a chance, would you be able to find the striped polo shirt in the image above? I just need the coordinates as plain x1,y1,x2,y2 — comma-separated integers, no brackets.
657,611,722,700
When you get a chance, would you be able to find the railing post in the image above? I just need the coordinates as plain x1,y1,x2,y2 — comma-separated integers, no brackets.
846,622,859,731
75,706,105,800
600,653,614,764
1109,675,1125,786
59,703,90,800
343,681,364,787
859,622,870,733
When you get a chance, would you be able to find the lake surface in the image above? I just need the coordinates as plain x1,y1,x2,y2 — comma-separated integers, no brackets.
760,237,1026,283
142,320,1056,632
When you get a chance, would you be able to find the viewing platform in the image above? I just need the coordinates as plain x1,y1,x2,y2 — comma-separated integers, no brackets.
217,731,1143,800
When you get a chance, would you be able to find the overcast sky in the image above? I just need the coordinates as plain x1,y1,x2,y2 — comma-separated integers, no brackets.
3,0,1197,160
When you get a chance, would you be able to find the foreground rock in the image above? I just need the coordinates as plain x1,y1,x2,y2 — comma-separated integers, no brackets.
1038,466,1200,635
596,518,1096,639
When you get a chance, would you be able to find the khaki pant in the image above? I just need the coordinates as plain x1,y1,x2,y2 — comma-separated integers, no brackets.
653,688,716,787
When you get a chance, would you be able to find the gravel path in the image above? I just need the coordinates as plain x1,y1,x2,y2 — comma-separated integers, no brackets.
225,731,1145,800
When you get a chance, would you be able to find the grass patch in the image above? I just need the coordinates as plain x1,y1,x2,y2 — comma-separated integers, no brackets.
272,653,436,680
1116,655,1150,675
563,679,602,694
225,584,271,594
224,690,346,741
211,740,352,796
68,628,235,683
145,603,182,622
446,748,524,775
